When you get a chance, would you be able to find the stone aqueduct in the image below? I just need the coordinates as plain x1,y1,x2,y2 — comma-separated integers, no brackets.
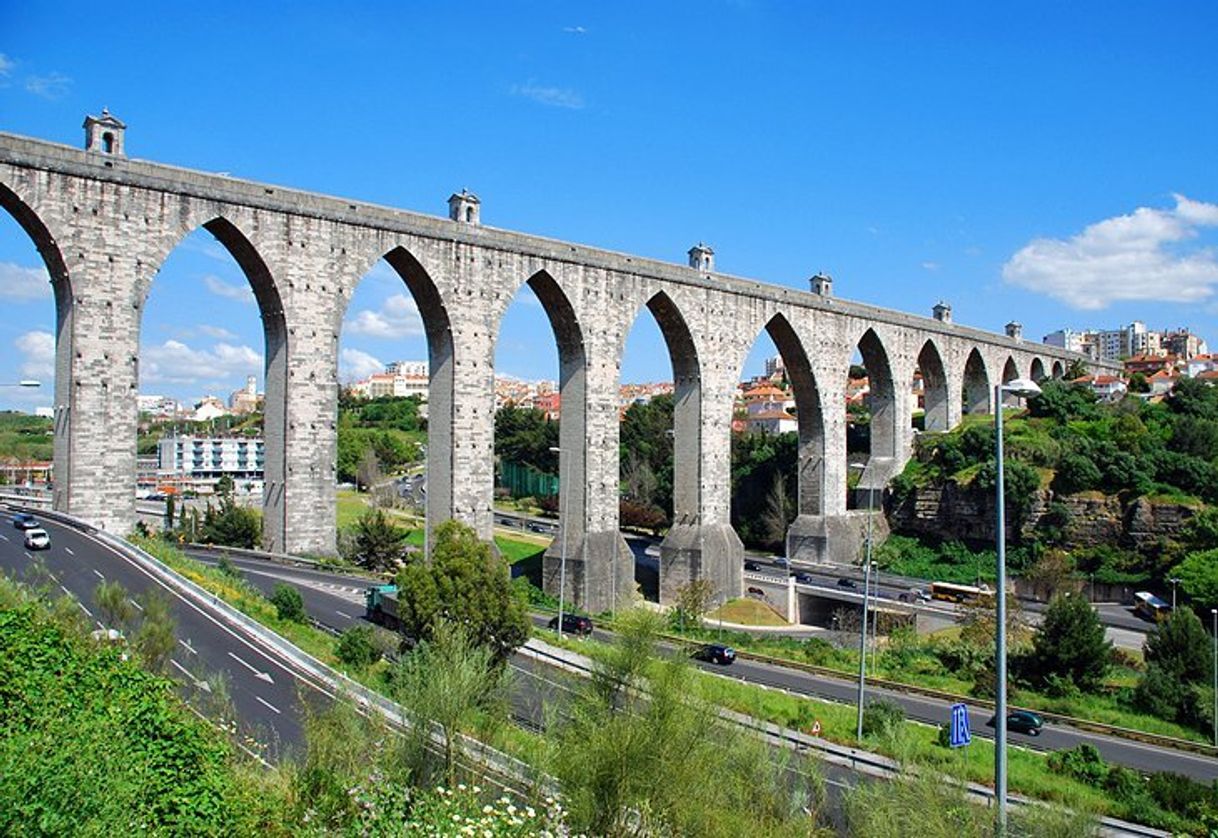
0,119,1110,611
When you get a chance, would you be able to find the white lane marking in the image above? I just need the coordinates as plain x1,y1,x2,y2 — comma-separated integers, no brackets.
179,638,197,655
92,569,104,579
95,620,105,630
128,598,144,612
59,584,71,596
0,534,8,541
77,601,93,617
336,609,353,619
25,552,33,560
65,547,74,556
254,695,282,715
170,659,213,693
228,651,275,683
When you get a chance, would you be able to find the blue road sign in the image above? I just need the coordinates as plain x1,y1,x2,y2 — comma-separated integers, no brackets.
949,702,971,748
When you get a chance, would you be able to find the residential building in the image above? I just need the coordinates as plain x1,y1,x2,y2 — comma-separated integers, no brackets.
746,409,798,435
192,396,230,421
1163,329,1208,359
157,435,264,494
1124,354,1177,377
229,375,263,414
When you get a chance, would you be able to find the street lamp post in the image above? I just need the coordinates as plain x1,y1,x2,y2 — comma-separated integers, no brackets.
549,446,569,640
850,462,877,740
2,381,41,388
993,377,1041,837
1169,577,1181,611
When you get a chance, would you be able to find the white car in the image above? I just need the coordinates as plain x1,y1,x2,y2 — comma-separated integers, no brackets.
24,528,50,550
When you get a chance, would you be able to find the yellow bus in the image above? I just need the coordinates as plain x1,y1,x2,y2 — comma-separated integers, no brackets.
930,581,996,605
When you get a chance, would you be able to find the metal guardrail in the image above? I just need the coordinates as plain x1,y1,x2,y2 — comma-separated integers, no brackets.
519,639,1168,838
1,500,551,798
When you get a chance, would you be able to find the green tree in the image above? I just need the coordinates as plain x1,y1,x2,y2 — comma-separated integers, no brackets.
270,583,306,623
1031,593,1112,691
619,394,675,516
1127,372,1150,393
1143,607,1213,686
670,578,717,630
1171,549,1218,612
200,497,261,549
760,470,794,550
131,589,176,673
494,404,559,474
390,618,510,786
1027,379,1099,423
93,580,135,629
215,473,235,500
351,507,408,572
393,519,530,661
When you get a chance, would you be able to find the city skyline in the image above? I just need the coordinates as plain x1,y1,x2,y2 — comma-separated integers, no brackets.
3,3,1218,409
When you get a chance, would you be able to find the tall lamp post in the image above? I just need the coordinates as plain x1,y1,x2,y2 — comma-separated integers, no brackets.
993,377,1041,836
850,461,877,740
549,446,569,640
2,381,41,388
1169,577,1181,611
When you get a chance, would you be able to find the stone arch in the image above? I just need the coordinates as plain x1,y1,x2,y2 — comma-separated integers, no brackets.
1000,355,1020,407
637,290,701,522
856,327,897,459
508,269,588,565
916,338,949,432
763,312,825,516
1030,357,1047,382
139,216,290,549
963,348,991,414
0,182,74,513
1051,360,1065,379
340,245,454,537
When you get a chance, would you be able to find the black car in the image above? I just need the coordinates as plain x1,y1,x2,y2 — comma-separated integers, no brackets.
744,560,761,572
986,710,1044,736
693,643,736,665
792,572,815,585
836,577,858,590
548,613,593,636
12,513,38,530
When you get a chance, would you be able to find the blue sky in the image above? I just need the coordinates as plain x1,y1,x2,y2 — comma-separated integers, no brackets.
2,1,1218,410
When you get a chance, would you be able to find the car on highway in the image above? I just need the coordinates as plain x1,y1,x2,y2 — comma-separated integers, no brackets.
692,643,736,665
792,572,816,585
986,710,1044,736
548,613,593,636
836,577,858,590
898,588,932,603
24,528,50,550
743,560,761,572
12,513,38,530
771,557,791,569
746,586,766,598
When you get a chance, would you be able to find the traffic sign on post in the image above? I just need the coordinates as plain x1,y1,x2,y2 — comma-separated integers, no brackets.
949,702,971,748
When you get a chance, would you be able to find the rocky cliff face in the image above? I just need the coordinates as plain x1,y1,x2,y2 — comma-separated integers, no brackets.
890,483,1200,550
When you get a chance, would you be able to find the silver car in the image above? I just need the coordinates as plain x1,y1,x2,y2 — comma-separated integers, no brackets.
24,528,50,550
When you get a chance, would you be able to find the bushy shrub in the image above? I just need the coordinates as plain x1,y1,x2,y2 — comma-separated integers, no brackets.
861,699,905,738
335,625,382,668
1047,743,1108,787
1147,772,1215,818
270,583,305,623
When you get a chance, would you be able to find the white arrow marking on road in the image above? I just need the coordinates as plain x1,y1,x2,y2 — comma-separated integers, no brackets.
171,659,212,693
254,695,281,715
65,547,74,556
92,569,104,579
179,638,197,655
228,651,274,683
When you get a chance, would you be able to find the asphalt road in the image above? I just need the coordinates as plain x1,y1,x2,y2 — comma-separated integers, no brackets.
0,512,321,760
184,546,1218,782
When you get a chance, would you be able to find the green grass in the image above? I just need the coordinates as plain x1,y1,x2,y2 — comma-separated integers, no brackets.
494,537,546,565
707,597,789,626
336,490,371,529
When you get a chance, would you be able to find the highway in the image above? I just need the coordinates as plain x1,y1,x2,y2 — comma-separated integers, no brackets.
5,510,1213,794
183,545,1218,782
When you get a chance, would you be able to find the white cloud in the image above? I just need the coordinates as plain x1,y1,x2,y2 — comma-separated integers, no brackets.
202,274,254,304
25,72,71,100
15,330,54,380
344,293,423,338
197,324,238,340
511,81,585,110
563,25,588,34
0,262,51,300
1002,194,1218,310
339,348,385,382
920,261,941,272
0,54,13,77
141,339,262,386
